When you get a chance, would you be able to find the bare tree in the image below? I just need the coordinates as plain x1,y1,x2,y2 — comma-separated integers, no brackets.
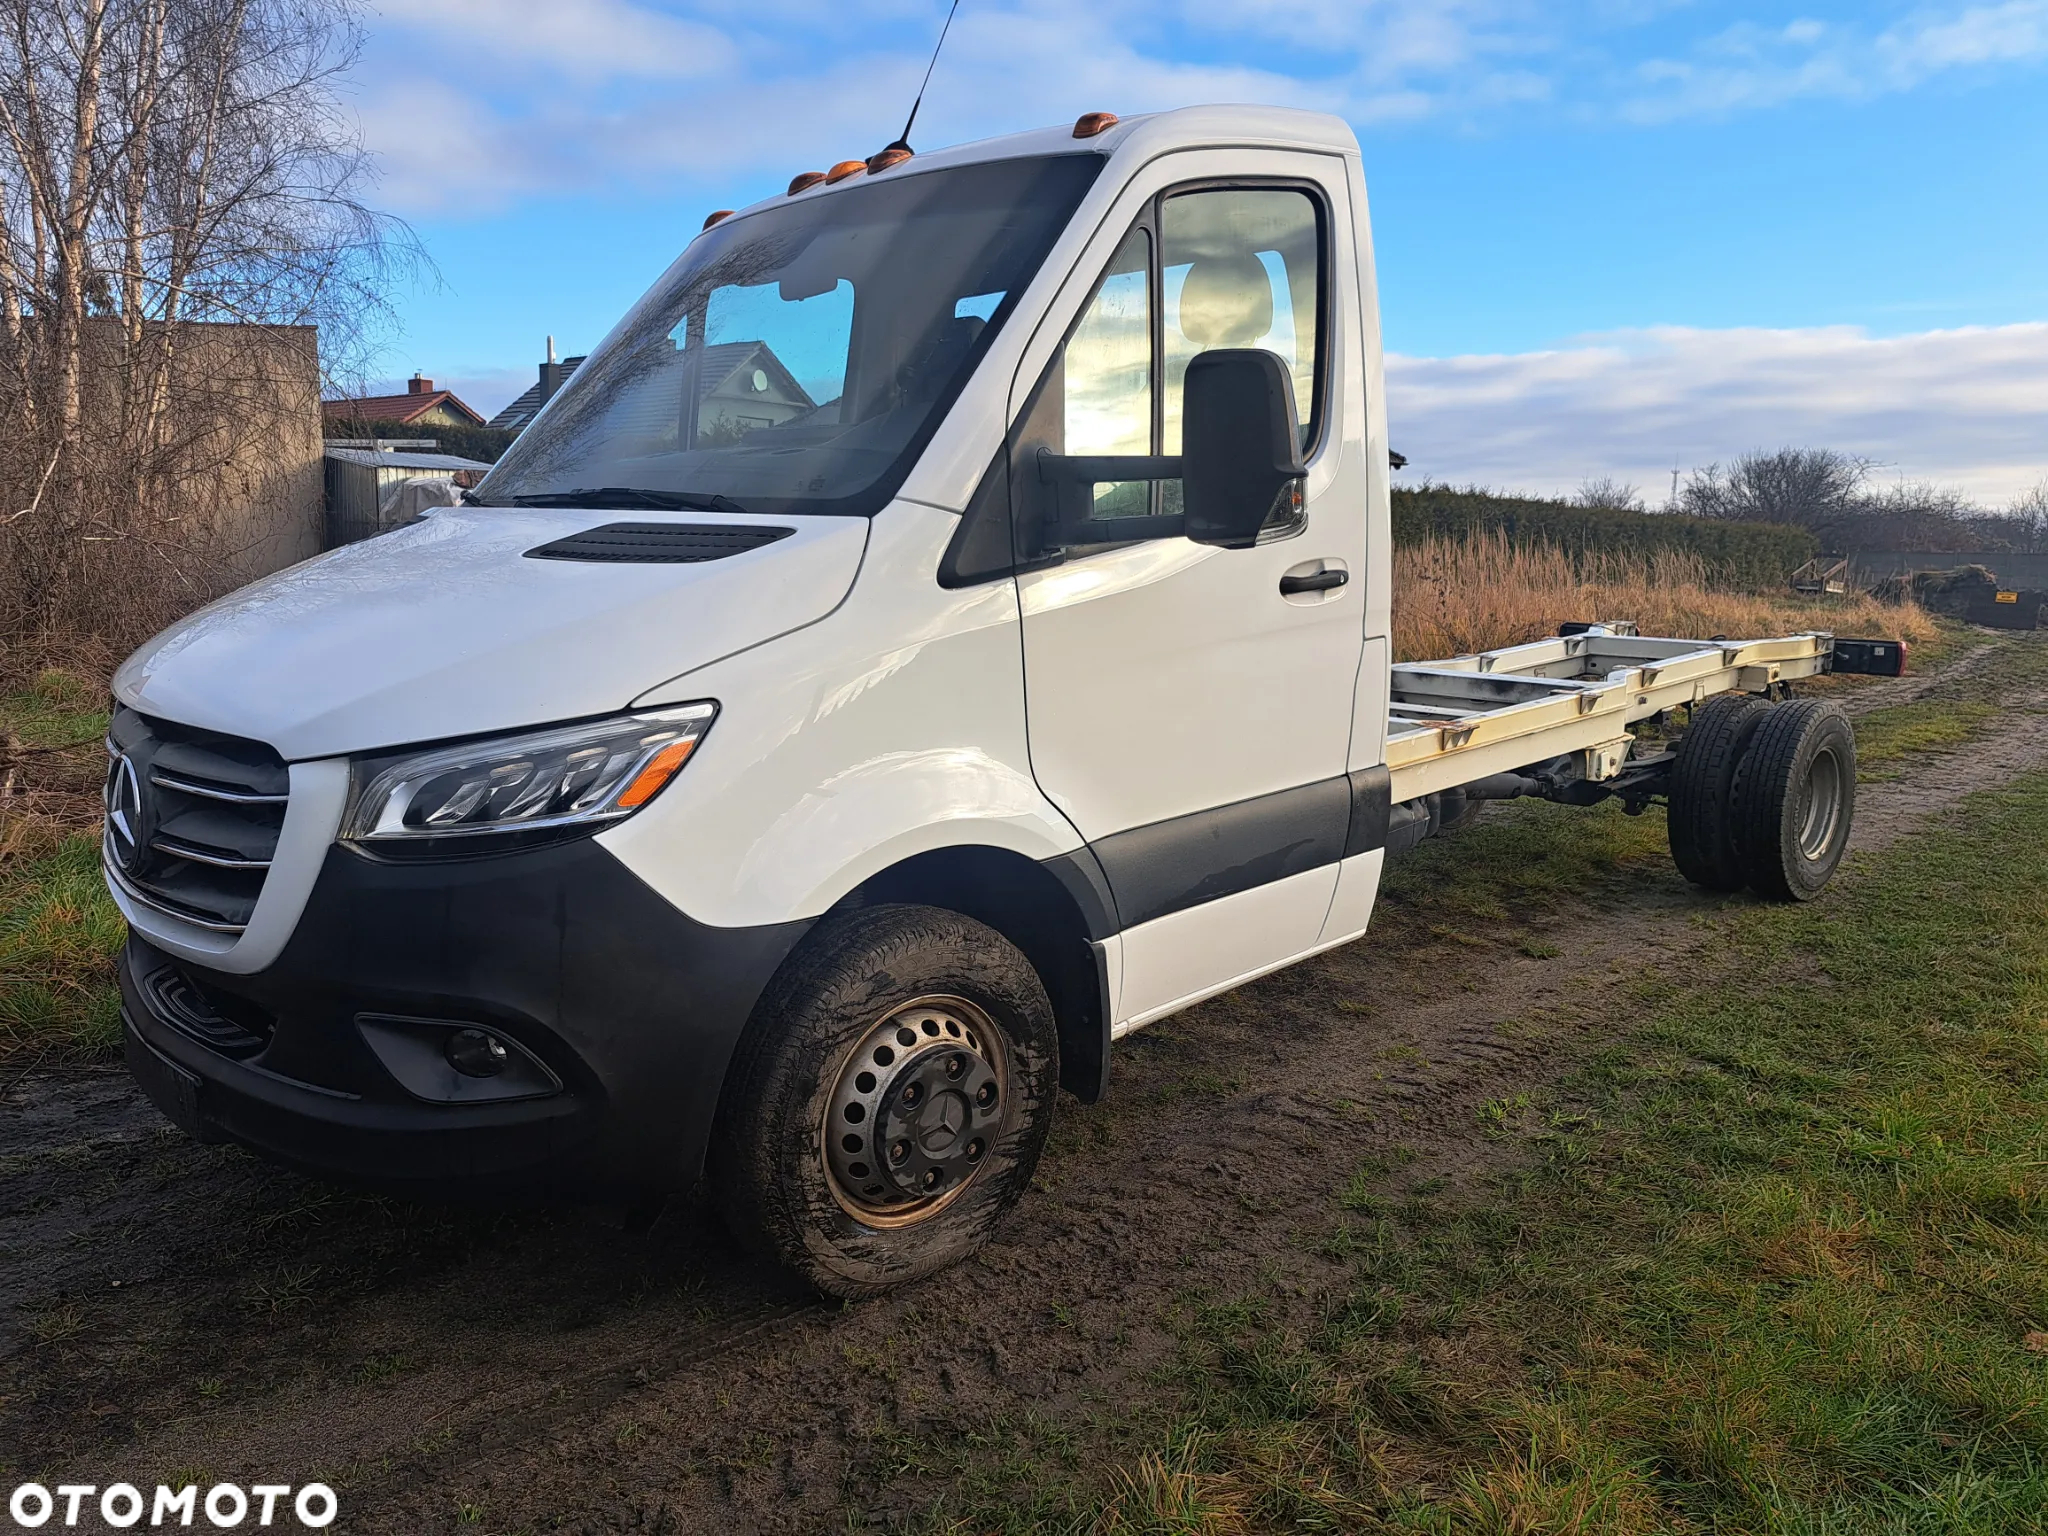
2007,482,2048,552
1677,447,1869,531
0,0,417,650
1677,450,2048,553
1573,475,1644,513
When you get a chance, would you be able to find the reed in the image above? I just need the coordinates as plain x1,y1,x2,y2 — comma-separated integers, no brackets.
1392,531,1934,662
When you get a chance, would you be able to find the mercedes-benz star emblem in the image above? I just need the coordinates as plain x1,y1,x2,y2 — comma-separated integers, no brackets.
105,749,144,872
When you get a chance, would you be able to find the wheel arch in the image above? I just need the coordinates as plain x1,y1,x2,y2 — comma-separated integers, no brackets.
833,843,1117,1103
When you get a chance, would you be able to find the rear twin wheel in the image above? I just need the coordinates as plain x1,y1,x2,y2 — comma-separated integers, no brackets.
712,904,1060,1299
1668,696,1856,901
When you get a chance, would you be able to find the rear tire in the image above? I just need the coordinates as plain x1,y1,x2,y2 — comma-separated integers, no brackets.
1668,694,1771,891
1731,700,1857,902
711,904,1059,1299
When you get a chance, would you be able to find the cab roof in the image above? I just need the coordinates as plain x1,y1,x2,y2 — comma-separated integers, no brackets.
711,105,1360,231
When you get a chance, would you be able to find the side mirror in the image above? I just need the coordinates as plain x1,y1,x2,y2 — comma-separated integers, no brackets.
1181,350,1306,549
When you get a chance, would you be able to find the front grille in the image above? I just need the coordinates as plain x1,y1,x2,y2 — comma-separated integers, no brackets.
144,964,275,1057
105,707,288,935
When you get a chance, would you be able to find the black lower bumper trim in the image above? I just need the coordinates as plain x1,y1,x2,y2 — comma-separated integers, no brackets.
121,837,812,1197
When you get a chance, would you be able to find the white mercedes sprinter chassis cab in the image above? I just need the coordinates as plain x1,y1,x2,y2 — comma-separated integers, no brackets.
106,106,1905,1296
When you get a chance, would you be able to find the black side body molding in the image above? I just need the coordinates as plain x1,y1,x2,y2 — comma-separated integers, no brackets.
1345,765,1392,857
1089,776,1353,930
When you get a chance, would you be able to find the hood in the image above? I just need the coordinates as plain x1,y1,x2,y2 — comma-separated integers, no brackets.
115,507,869,760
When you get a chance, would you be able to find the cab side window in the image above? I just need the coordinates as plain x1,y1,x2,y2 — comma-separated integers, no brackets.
1001,182,1326,565
1161,188,1322,458
1060,228,1153,521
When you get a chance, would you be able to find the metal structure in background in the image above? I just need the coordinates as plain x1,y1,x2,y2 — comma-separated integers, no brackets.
322,444,491,547
1790,556,1849,595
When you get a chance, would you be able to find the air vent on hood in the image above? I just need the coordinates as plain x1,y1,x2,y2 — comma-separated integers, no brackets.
524,522,795,564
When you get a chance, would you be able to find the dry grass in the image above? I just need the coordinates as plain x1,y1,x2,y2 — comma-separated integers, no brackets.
1393,533,1936,662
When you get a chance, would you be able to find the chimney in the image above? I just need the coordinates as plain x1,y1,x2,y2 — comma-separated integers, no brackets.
408,373,433,395
538,340,575,405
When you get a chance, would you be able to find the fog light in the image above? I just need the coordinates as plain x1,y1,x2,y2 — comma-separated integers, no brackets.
446,1028,508,1078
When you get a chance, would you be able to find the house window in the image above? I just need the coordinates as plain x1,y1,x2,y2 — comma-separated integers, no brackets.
696,278,855,447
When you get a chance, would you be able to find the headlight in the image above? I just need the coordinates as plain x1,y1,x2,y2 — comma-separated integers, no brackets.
344,704,716,850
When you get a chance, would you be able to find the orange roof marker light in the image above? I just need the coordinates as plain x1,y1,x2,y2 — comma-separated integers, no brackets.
824,160,866,184
787,171,827,195
866,145,913,175
1073,111,1119,139
702,209,734,230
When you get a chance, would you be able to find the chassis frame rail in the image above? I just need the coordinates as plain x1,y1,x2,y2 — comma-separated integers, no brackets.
1386,623,1901,805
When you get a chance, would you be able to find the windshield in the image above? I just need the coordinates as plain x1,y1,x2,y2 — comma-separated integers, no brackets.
477,154,1103,518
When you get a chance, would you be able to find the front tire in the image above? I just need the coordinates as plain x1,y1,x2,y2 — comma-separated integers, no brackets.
711,904,1059,1298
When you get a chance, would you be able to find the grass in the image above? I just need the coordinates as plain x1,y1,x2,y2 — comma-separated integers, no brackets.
1,668,123,1067
873,643,2048,1534
1393,533,1935,662
0,831,125,1063
1375,623,2028,945
1060,767,2048,1534
1856,698,2002,767
1375,797,1670,937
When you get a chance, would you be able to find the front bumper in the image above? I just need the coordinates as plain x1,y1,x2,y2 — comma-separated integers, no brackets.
120,836,812,1197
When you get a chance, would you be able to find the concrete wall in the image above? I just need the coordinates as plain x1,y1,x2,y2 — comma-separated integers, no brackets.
162,322,324,578
71,319,325,582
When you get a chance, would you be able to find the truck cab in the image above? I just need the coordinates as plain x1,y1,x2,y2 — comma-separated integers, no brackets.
106,106,1410,1294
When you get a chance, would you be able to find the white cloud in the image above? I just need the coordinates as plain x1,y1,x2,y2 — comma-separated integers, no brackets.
354,0,2048,211
1625,0,2048,119
372,0,735,79
358,0,1357,214
1386,322,2048,505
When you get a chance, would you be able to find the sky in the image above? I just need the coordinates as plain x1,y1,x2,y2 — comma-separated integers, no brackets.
348,0,2048,506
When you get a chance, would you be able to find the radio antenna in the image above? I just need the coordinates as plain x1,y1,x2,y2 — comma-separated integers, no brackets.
886,0,963,155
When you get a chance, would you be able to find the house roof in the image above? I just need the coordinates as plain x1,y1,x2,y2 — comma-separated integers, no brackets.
324,448,493,472
324,389,486,427
489,358,585,432
696,341,816,409
491,343,819,440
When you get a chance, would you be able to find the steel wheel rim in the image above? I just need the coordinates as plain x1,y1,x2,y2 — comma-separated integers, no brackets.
1798,746,1844,860
821,995,1008,1228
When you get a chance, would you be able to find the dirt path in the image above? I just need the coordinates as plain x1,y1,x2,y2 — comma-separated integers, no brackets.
5,635,2044,1532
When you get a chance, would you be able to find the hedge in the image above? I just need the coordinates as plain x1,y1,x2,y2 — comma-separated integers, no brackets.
1392,486,1817,590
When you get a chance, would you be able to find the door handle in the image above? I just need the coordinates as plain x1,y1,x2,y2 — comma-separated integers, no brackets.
1279,567,1349,596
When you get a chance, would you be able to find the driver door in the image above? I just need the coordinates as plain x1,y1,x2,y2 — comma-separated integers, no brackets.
1011,161,1369,1030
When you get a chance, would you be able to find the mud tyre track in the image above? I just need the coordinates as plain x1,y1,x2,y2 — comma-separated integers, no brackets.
5,635,2046,1532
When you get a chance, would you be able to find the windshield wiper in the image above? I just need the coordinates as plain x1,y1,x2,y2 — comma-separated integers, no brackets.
505,487,751,514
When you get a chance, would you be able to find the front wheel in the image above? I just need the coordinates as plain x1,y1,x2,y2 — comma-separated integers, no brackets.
711,904,1059,1298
